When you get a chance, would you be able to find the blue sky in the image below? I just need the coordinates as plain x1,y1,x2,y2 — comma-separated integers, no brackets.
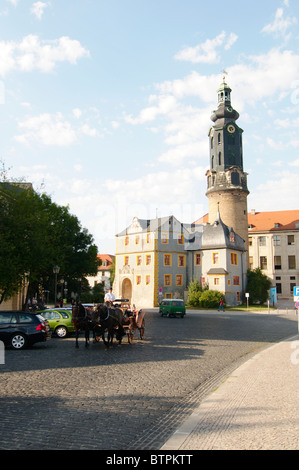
1,0,299,254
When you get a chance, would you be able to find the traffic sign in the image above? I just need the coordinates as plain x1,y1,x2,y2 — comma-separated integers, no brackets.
294,286,299,302
296,302,299,309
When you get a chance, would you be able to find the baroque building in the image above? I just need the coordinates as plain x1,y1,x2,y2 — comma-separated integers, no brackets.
113,79,249,308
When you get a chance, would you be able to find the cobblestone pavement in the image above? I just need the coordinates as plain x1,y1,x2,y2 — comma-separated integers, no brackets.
0,309,297,450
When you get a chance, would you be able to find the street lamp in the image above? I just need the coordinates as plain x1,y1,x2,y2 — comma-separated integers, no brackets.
53,265,60,305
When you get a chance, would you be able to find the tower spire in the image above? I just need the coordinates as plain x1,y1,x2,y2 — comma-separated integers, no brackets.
206,79,249,260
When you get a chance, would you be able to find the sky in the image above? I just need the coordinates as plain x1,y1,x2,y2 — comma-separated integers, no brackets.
1,0,299,255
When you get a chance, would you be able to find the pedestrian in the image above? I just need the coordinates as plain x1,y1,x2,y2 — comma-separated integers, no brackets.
104,288,115,306
218,298,225,311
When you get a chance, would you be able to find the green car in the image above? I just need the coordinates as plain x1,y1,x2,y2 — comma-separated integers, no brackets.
38,309,75,338
159,299,186,318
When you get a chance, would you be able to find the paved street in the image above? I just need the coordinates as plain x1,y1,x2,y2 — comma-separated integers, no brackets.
0,309,297,450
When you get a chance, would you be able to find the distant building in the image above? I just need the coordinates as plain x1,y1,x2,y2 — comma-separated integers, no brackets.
86,254,115,292
248,209,299,300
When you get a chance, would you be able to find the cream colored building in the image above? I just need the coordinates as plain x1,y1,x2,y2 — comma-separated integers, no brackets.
248,210,299,300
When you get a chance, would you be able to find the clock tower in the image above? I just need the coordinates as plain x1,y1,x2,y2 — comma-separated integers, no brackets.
206,79,249,255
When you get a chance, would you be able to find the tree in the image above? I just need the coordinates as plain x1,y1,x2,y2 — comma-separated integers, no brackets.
0,182,100,306
246,268,272,305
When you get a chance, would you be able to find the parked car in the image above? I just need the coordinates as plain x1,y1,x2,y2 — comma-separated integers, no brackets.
159,299,186,318
38,309,74,338
0,311,51,349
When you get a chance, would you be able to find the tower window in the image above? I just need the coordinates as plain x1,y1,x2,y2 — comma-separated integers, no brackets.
218,152,221,165
231,172,239,185
218,133,221,144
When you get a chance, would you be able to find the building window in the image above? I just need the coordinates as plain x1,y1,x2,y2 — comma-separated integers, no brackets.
249,237,252,246
288,255,296,269
177,234,184,245
214,278,220,285
236,292,240,302
135,235,140,244
288,235,295,245
147,233,151,243
178,255,185,267
146,255,151,266
146,275,150,285
274,256,281,270
195,253,201,265
125,236,129,246
249,256,253,269
213,252,219,264
231,253,238,265
259,236,266,246
136,275,141,285
165,293,172,299
273,235,280,246
233,276,240,286
164,254,171,266
176,275,183,286
164,274,171,286
276,283,282,294
290,283,296,294
260,256,267,270
137,255,142,266
124,256,129,266
161,233,168,244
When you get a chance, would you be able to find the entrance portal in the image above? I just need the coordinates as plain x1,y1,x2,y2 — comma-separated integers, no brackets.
122,278,132,303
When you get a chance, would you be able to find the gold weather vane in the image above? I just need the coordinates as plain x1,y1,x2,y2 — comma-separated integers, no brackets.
222,69,228,81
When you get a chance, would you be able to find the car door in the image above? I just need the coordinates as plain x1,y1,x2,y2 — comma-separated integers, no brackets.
0,313,18,344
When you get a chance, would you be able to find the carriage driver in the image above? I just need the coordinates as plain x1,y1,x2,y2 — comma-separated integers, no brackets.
104,288,115,306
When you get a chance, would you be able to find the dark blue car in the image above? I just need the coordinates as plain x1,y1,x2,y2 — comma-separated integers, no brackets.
0,311,51,349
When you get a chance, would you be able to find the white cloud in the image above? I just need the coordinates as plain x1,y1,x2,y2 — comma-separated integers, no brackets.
248,170,299,212
14,113,77,147
31,1,49,20
262,7,297,36
0,34,90,77
80,124,98,137
174,31,238,64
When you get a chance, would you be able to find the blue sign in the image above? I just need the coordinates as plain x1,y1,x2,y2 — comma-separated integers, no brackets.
270,287,277,303
294,287,299,297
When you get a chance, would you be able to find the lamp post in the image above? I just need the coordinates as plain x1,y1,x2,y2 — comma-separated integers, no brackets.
53,265,60,306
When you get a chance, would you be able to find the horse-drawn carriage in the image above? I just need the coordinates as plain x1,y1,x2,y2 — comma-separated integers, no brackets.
72,300,145,348
113,299,145,344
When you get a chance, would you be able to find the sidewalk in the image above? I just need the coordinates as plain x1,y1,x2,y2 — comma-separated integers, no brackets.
161,335,299,450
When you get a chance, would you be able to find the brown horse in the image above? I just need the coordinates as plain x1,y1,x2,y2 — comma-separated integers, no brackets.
72,302,92,349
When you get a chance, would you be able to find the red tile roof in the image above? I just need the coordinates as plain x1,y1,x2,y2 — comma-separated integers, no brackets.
98,254,115,270
248,210,299,232
194,210,299,232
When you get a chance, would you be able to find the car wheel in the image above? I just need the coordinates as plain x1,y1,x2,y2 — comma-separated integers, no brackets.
11,333,27,350
55,326,68,338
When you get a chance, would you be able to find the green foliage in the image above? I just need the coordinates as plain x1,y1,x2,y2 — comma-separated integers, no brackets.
187,279,223,308
246,268,272,305
0,183,100,305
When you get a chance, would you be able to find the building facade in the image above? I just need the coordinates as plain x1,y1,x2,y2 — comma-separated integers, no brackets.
248,210,299,300
114,80,249,307
86,254,115,292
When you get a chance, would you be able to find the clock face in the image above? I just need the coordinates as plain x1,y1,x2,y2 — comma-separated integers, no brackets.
227,124,235,133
